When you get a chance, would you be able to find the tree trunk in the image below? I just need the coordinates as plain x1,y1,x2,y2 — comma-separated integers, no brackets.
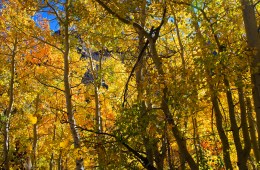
246,97,260,165
240,0,260,151
136,1,156,168
190,9,233,169
192,116,201,167
49,153,54,170
87,46,105,169
237,78,251,168
50,108,58,170
94,83,105,169
136,30,198,169
161,87,198,170
58,150,63,170
63,4,84,169
149,34,198,170
166,133,175,170
211,92,233,170
3,38,17,170
223,77,247,169
32,94,39,169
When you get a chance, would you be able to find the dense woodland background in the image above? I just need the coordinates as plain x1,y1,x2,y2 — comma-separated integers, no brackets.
0,0,260,169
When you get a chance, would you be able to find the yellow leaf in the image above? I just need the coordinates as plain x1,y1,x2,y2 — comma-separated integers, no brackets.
60,139,69,148
27,114,37,124
27,145,32,152
59,142,66,148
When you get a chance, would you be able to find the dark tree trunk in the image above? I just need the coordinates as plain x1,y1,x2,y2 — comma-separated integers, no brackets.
240,0,260,153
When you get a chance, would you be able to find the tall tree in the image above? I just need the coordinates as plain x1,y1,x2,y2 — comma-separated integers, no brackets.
31,1,85,169
240,0,260,162
0,1,34,168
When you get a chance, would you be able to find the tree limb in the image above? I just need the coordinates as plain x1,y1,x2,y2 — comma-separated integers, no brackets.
34,73,65,92
153,2,167,40
77,126,157,170
32,36,64,52
122,39,149,107
94,0,151,40
46,1,64,24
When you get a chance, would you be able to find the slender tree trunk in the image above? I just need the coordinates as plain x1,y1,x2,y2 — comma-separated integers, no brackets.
192,116,201,167
3,38,17,170
172,9,191,169
32,94,39,170
223,77,247,169
246,97,260,165
149,35,198,170
240,0,260,151
50,107,58,170
32,124,37,169
154,139,166,170
87,47,105,169
136,1,156,168
58,150,63,170
133,26,197,168
190,9,233,169
161,87,198,170
211,92,233,170
24,156,32,170
237,77,251,168
198,1,252,166
166,133,174,170
49,153,54,170
63,4,84,169
171,9,185,72
134,1,162,168
94,85,105,169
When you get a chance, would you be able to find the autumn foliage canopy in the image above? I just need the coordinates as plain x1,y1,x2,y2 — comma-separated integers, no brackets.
0,0,260,169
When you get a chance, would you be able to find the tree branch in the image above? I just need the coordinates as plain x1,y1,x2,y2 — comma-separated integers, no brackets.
34,73,65,92
254,1,260,7
32,36,64,52
94,0,152,40
46,1,64,24
153,2,167,40
77,126,157,170
122,39,150,107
